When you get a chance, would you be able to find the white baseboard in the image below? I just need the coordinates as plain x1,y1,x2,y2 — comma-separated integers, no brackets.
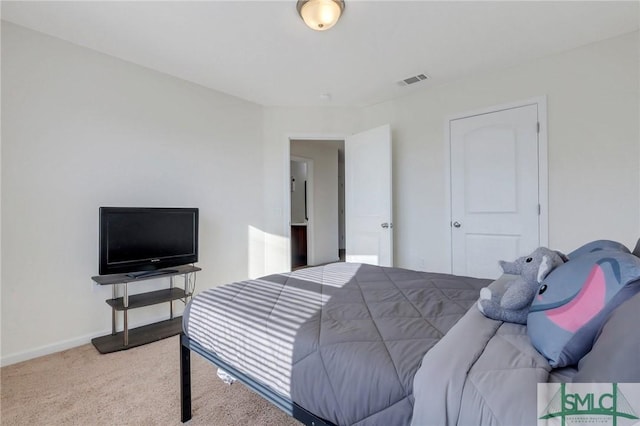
1,314,182,367
1,331,98,367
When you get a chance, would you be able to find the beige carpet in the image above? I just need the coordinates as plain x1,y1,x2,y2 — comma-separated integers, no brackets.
1,336,301,425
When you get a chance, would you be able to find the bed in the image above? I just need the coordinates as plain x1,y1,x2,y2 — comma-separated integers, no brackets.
179,240,640,426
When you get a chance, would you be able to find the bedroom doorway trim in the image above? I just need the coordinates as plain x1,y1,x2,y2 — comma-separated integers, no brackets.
444,96,549,277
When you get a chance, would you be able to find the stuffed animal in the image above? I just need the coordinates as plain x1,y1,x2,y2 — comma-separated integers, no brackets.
477,247,567,324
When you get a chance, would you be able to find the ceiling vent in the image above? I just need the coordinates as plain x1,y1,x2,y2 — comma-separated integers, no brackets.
397,73,429,87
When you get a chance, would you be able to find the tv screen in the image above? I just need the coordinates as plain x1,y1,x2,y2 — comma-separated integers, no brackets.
99,207,199,276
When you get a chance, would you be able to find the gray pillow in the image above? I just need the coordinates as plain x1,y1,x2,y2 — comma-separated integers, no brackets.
567,239,630,259
572,290,640,382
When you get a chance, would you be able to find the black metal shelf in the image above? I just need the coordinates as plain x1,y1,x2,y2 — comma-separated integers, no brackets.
106,287,186,311
92,265,201,285
90,266,200,354
92,317,183,354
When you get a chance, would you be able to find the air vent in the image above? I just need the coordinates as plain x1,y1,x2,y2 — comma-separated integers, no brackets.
397,73,429,87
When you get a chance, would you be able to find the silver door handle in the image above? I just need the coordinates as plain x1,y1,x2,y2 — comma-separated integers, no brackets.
452,221,462,228
381,222,392,229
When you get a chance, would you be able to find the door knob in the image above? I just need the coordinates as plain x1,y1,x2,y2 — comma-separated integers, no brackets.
381,222,392,229
452,221,462,228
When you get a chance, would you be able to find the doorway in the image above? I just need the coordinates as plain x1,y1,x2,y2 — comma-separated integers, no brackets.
286,124,393,271
289,140,345,268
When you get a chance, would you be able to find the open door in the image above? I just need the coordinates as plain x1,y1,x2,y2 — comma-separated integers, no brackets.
345,124,393,266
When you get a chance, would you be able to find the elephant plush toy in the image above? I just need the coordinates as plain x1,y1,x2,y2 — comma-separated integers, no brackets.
477,247,567,324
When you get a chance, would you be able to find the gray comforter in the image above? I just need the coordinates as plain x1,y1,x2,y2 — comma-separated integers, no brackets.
411,274,553,426
184,262,488,425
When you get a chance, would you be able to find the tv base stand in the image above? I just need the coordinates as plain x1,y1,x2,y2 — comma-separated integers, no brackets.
125,269,178,279
91,265,201,354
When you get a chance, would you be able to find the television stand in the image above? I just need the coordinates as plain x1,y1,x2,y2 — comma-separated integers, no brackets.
90,265,201,354
125,269,178,279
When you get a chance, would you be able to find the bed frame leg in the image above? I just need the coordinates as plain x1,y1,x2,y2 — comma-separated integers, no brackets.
180,334,192,423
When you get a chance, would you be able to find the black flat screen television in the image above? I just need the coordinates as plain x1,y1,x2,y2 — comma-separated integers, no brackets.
99,207,199,277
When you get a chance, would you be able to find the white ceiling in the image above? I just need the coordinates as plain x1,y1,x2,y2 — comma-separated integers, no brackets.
2,1,638,107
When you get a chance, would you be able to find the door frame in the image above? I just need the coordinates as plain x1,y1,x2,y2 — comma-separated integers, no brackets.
443,96,549,274
285,133,347,271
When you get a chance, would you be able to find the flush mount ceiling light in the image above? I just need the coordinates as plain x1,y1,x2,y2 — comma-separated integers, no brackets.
297,0,345,31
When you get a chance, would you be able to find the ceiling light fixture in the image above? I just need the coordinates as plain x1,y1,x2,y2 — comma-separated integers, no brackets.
297,0,345,31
